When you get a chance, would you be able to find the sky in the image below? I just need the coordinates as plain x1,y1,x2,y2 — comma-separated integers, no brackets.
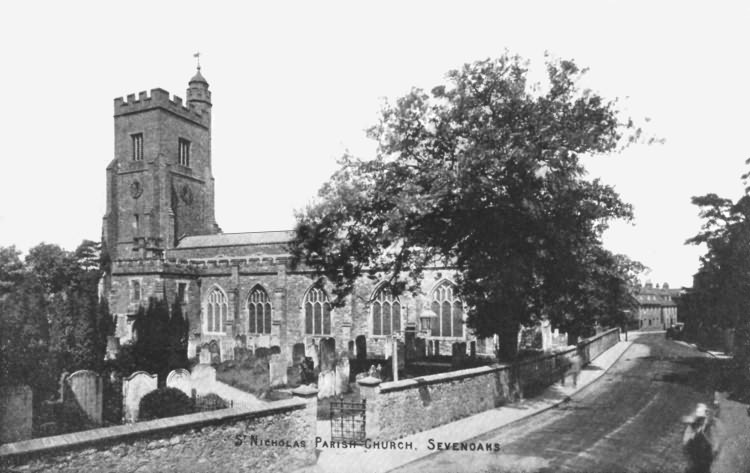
1,1,748,288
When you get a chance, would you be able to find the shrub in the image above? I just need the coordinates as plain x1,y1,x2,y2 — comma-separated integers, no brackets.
138,387,194,421
194,392,229,411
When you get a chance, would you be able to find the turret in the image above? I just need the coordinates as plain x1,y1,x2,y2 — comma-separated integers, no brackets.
187,67,212,119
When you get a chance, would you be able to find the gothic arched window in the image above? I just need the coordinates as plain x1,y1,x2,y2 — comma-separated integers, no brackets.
205,287,227,334
371,285,401,336
304,287,332,336
248,286,272,334
430,281,464,338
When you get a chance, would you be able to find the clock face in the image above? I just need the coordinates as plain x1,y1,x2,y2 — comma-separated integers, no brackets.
130,180,143,199
180,185,193,205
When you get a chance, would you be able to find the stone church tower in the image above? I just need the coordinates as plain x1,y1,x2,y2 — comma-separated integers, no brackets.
102,68,218,262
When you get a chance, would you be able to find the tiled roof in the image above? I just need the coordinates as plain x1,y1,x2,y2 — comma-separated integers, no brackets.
176,231,296,248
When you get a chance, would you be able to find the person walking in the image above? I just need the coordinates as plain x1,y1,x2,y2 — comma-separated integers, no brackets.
682,403,722,473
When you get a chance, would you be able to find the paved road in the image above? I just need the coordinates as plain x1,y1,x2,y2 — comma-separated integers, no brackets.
395,333,725,473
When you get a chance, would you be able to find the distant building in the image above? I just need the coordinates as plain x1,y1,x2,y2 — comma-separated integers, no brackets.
634,282,680,330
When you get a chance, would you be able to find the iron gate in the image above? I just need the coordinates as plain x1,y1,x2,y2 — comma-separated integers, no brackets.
330,398,366,444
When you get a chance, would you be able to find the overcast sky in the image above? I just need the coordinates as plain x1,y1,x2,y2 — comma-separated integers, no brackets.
1,1,748,288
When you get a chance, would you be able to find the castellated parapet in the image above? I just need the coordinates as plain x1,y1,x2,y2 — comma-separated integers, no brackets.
114,88,209,128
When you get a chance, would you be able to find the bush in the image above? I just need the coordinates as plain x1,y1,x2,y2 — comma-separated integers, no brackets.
194,392,229,411
138,387,194,421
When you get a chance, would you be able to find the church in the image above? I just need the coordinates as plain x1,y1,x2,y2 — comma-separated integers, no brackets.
102,68,491,364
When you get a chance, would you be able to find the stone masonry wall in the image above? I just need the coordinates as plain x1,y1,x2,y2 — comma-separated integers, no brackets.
364,328,620,440
0,398,317,473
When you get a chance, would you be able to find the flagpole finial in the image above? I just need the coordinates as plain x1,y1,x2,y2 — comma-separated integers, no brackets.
193,52,201,70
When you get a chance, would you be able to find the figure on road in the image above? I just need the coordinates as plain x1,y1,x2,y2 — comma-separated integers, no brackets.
682,403,722,473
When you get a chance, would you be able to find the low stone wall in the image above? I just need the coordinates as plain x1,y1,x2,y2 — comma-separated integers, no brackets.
0,392,318,473
361,328,620,440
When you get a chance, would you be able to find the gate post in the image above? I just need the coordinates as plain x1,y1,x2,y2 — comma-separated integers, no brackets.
357,376,381,439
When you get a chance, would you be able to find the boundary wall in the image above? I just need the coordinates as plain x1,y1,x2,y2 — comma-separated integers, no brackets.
359,328,620,439
0,392,317,473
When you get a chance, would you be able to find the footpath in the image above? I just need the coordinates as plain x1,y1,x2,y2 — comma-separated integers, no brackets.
296,337,634,473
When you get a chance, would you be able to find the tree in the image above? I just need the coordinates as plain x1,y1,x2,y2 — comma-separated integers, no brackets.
683,193,750,345
0,246,25,298
130,296,187,379
0,273,54,395
291,54,642,359
25,243,76,295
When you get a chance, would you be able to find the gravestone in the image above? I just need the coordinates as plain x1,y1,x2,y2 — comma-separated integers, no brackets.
208,340,221,364
105,336,120,360
220,338,236,362
355,335,367,360
334,357,350,395
405,326,417,360
122,371,157,423
317,370,336,399
269,354,288,388
396,340,406,370
306,342,319,368
451,342,466,368
541,320,552,350
292,343,306,365
320,337,336,372
199,348,212,364
166,369,192,397
187,338,198,359
190,364,217,395
414,337,426,359
0,385,32,443
65,370,103,426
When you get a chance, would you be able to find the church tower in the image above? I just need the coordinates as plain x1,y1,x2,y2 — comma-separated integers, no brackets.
103,68,218,261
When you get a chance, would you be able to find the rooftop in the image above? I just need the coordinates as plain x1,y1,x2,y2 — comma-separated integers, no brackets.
176,231,296,249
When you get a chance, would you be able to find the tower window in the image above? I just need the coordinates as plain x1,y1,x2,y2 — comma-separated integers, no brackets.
131,133,143,161
178,138,191,167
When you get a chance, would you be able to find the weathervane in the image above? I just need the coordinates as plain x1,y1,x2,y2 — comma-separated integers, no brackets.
193,51,201,70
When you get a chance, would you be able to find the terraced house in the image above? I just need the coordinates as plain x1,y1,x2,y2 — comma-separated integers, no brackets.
102,68,492,365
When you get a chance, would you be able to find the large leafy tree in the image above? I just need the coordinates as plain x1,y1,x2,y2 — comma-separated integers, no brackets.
1,240,114,391
681,192,750,373
291,54,642,359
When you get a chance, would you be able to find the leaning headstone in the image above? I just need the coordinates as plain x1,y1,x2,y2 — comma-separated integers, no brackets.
190,364,217,395
317,370,336,399
334,357,351,395
122,371,157,423
66,370,103,426
269,354,288,388
166,369,192,397
0,385,32,443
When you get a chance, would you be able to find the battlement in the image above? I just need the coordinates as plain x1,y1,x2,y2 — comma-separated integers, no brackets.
114,88,209,127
